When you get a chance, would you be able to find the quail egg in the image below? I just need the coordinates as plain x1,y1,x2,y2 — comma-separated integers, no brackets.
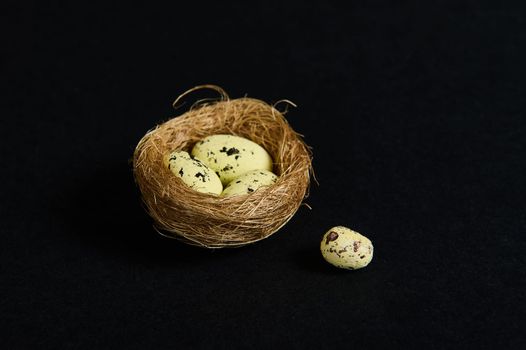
320,226,374,270
221,169,278,197
191,134,273,185
164,150,223,195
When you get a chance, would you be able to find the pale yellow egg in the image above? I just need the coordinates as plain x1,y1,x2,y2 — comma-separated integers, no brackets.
191,134,273,185
164,151,223,195
221,169,278,197
320,226,374,270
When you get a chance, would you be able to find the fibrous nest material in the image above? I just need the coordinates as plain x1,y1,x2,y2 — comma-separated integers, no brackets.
133,85,313,248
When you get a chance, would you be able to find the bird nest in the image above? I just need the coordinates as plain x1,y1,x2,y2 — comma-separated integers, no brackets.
132,85,313,248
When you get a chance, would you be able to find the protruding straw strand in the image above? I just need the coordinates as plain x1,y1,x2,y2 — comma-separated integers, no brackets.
172,84,230,110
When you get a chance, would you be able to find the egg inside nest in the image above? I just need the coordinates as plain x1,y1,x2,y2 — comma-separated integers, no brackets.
191,134,274,186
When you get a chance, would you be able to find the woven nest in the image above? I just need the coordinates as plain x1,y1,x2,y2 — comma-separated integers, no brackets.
133,85,313,248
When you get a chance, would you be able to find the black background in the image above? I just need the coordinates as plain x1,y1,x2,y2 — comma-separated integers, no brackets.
2,1,525,348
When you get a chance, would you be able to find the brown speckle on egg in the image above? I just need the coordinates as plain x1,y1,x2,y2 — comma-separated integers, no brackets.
325,231,339,244
195,172,206,182
227,147,239,156
353,241,361,252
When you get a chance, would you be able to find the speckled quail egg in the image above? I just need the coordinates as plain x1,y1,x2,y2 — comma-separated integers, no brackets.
164,150,223,195
320,226,374,270
221,169,278,197
191,134,273,185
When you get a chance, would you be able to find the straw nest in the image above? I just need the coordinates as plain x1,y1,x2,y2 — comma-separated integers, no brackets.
133,85,313,248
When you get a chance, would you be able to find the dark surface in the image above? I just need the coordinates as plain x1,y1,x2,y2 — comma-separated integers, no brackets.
2,1,525,348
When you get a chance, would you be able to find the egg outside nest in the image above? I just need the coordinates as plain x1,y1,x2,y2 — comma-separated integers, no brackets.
132,85,313,248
